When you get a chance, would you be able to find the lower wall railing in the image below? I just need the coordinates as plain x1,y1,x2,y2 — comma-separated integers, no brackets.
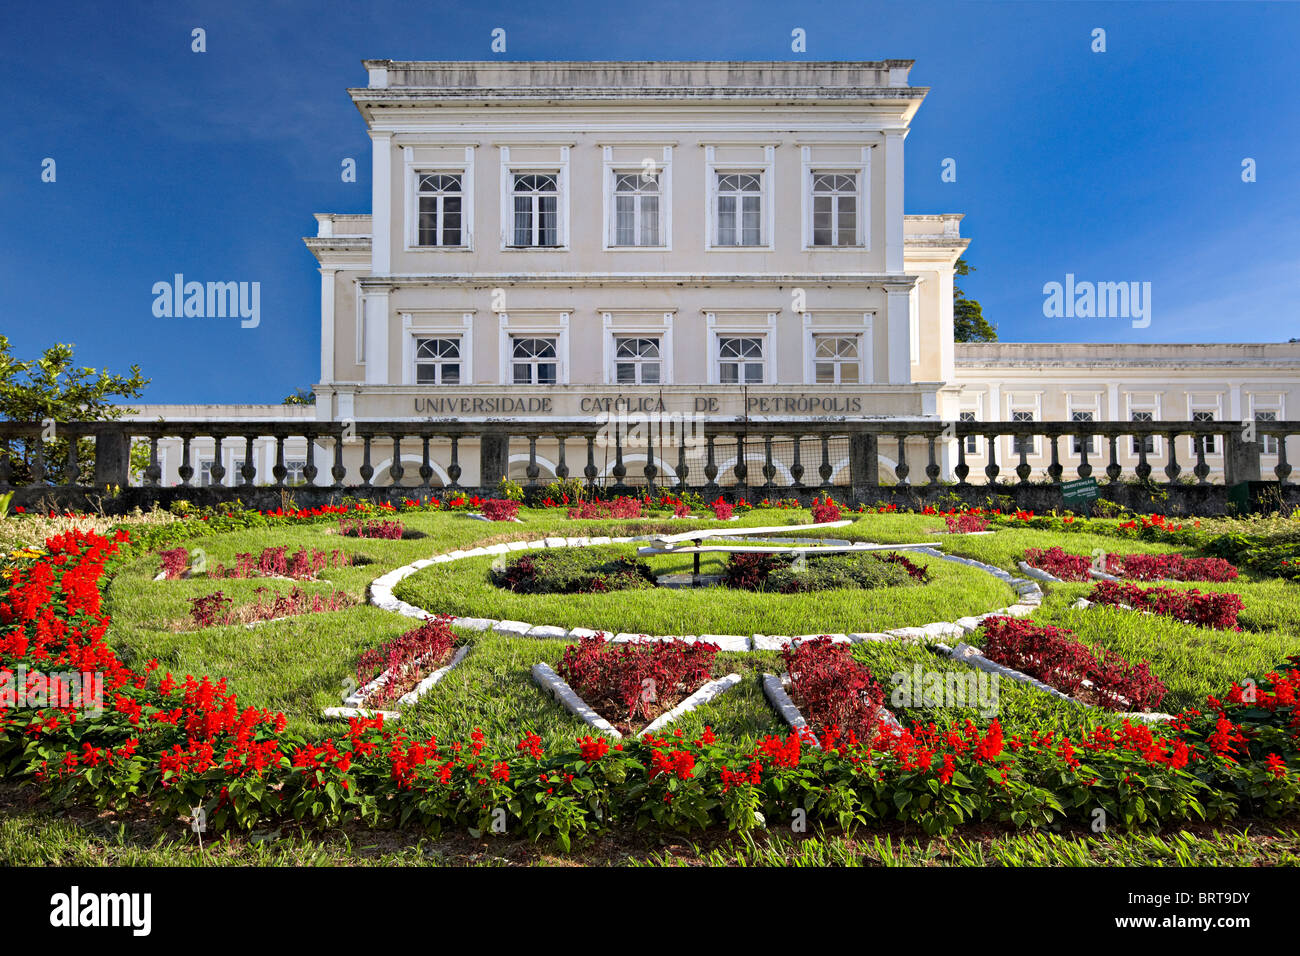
0,419,1295,514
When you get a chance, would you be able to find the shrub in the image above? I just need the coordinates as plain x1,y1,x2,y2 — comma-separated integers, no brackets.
980,616,1167,711
356,616,459,705
722,551,920,593
188,586,355,627
1088,581,1244,630
566,497,642,520
494,549,657,595
558,635,718,726
157,547,189,579
1024,546,1093,581
1107,552,1238,582
783,636,885,738
810,496,842,523
338,518,404,539
945,513,990,534
481,498,521,522
672,501,692,518
711,498,734,521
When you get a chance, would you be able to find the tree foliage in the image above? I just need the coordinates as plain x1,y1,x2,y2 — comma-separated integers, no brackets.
953,258,997,343
0,336,149,484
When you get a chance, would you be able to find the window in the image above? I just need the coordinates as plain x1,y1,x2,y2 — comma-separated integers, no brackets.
511,174,559,247
614,337,661,384
285,460,307,486
1011,411,1037,456
1071,410,1097,456
612,173,661,247
718,336,765,384
511,337,558,385
1131,411,1155,455
199,460,219,487
414,337,461,385
1256,410,1279,455
811,172,859,247
716,173,763,246
1192,410,1218,455
959,411,979,455
416,173,463,246
812,335,860,384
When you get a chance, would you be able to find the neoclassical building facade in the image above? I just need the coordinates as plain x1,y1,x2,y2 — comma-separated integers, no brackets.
125,61,1298,488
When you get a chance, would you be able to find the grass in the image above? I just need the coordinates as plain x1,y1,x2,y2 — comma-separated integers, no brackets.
4,780,1297,867
3,503,1287,866
394,544,1015,636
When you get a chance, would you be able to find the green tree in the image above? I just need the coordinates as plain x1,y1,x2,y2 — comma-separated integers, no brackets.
283,387,316,405
0,336,149,484
953,258,997,342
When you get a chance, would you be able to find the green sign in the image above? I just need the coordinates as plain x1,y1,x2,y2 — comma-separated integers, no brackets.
1228,481,1252,515
1061,477,1099,510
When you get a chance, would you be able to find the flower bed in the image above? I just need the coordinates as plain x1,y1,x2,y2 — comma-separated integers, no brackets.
945,513,990,534
980,616,1167,712
338,518,405,539
494,549,657,595
810,496,841,524
189,587,356,628
355,616,460,706
159,546,352,581
566,497,643,520
480,499,522,522
3,527,1299,847
782,637,886,738
721,550,927,593
1088,581,1245,630
556,635,720,734
711,498,734,521
1023,547,1238,583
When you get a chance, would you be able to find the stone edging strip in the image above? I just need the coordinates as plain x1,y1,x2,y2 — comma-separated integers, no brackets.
369,536,1047,650
322,644,471,722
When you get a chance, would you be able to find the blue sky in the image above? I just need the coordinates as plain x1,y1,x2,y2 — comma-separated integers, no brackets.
2,0,1297,403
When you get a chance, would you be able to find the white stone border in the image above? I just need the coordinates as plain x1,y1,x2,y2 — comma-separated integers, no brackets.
369,535,1047,650
761,671,904,748
531,661,743,739
934,640,1174,724
1017,560,1120,584
323,644,471,722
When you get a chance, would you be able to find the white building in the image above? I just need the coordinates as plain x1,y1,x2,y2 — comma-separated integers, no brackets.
124,61,1298,488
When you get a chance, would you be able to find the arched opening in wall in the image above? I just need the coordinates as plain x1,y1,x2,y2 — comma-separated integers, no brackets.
507,454,558,485
371,455,450,488
596,454,678,487
712,455,795,488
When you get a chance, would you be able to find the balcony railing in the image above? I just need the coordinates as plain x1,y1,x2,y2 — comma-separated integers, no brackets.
0,419,1292,501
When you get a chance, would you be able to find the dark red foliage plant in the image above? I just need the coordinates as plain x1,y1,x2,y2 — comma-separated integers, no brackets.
1089,581,1244,630
338,518,404,539
355,616,459,705
481,499,521,521
980,615,1167,711
558,635,718,727
782,637,885,737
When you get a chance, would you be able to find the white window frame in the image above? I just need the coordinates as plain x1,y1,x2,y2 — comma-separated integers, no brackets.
602,146,672,250
959,409,982,457
1125,392,1163,457
801,147,870,250
498,146,570,251
1066,392,1102,457
705,312,778,385
1248,392,1285,455
1187,394,1223,458
801,313,873,385
1005,392,1043,459
704,145,775,252
401,312,474,386
404,146,474,252
601,312,674,385
497,313,570,385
